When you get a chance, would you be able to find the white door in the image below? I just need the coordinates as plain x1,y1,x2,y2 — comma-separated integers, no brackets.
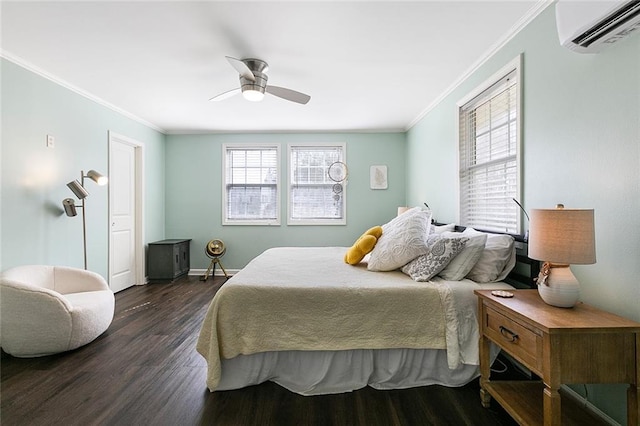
109,134,142,292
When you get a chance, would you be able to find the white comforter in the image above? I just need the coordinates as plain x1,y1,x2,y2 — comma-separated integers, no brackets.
196,247,509,392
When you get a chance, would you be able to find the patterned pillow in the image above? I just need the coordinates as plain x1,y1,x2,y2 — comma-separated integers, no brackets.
402,236,469,282
367,207,432,272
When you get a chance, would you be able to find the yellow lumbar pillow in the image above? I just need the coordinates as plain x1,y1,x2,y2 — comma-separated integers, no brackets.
363,225,383,239
344,226,383,265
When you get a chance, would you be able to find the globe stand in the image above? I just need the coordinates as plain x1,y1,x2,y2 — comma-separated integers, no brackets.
200,239,230,282
200,257,229,281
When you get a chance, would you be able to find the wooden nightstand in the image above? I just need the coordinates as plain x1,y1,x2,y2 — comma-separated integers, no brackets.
475,289,640,426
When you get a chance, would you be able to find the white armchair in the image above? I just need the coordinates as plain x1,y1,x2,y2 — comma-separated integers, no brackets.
0,265,115,357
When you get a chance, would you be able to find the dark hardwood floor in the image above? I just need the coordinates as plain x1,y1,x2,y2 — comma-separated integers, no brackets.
1,275,518,426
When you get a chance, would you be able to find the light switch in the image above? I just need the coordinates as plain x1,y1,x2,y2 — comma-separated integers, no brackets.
46,134,55,148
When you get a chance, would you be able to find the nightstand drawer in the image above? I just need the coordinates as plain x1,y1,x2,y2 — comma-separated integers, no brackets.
484,307,542,374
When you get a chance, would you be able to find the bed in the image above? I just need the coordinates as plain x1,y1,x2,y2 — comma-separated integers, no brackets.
197,209,536,395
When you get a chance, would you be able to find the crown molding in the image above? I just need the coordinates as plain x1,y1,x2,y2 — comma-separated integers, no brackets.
405,0,554,131
1,50,166,134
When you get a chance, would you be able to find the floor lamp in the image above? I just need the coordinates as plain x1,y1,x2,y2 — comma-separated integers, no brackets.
62,170,108,269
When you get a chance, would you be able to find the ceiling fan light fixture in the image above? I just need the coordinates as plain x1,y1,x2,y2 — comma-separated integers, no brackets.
212,57,310,104
242,88,265,102
240,72,267,102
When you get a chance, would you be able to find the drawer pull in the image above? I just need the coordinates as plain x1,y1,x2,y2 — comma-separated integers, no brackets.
499,326,519,342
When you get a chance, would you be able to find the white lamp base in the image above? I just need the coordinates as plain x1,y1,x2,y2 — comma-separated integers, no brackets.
537,263,580,308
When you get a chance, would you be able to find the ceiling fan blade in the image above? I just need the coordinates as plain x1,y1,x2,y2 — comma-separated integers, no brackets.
209,87,241,102
266,86,311,104
225,56,256,82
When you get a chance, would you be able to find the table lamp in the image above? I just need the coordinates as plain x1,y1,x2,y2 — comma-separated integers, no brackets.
397,206,410,216
528,204,596,308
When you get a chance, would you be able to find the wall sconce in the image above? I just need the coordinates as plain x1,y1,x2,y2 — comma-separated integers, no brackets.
529,204,596,308
62,170,108,269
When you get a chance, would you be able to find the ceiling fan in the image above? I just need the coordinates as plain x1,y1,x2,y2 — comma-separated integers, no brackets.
210,56,311,105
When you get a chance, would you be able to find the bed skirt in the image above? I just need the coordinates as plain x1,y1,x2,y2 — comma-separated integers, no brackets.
217,346,500,396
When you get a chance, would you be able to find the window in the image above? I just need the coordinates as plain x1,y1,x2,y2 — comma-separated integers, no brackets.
288,144,346,225
223,144,279,225
457,56,521,234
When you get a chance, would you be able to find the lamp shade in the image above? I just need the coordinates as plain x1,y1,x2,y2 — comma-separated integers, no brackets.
397,206,410,216
67,180,89,199
62,198,77,217
529,208,596,264
86,170,108,185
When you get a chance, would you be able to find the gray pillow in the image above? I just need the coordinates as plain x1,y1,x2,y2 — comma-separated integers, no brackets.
462,228,515,283
437,233,487,280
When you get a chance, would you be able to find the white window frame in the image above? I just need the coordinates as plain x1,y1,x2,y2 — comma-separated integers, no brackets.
287,143,347,226
222,143,280,226
456,55,522,234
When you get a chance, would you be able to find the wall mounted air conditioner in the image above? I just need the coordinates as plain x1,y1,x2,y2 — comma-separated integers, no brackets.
556,0,640,53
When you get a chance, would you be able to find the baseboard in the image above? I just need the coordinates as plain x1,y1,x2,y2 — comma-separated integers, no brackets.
560,385,619,426
139,269,238,285
188,268,240,277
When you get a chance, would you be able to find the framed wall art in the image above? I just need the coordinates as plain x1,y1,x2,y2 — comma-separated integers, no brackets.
370,165,388,190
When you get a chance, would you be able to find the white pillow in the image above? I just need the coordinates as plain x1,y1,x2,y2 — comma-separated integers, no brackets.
401,235,468,282
367,207,433,272
437,232,487,280
463,228,516,283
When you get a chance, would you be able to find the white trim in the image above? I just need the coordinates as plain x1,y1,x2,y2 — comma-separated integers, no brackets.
222,143,281,226
108,131,146,288
454,104,462,226
456,55,522,108
1,50,165,134
287,142,347,226
189,268,241,277
165,128,406,135
456,54,523,234
406,1,552,130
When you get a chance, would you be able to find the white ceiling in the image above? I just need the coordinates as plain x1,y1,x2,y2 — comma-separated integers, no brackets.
1,1,548,134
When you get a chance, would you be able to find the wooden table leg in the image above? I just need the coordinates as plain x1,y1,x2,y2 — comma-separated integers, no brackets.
631,333,640,426
478,302,492,408
628,384,638,426
543,385,561,426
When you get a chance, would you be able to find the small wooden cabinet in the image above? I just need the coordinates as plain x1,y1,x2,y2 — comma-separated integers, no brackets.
475,289,640,426
148,239,191,282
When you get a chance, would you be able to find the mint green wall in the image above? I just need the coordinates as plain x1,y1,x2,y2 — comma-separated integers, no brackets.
4,6,639,420
0,59,166,279
165,133,406,270
407,6,640,424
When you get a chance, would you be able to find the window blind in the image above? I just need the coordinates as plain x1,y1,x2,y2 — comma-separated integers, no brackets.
289,145,345,224
224,146,279,224
459,69,519,233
